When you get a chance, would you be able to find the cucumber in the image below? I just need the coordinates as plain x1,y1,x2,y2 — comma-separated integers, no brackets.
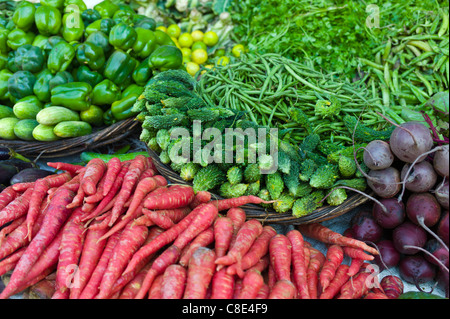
32,124,60,141
80,151,149,163
0,105,15,119
397,292,446,299
13,101,42,120
14,119,39,141
36,106,80,125
0,117,20,140
53,121,92,138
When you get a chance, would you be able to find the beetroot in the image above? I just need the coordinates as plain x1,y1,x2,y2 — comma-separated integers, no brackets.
367,167,401,198
363,140,394,171
435,181,449,210
406,192,441,228
373,240,401,270
433,144,449,178
399,255,436,292
351,210,383,243
424,239,449,269
400,161,437,193
437,211,449,246
392,222,427,255
372,198,405,229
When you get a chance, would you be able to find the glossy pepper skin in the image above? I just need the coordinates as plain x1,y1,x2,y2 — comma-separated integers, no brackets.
154,30,176,46
6,28,35,51
40,0,65,10
81,9,101,25
48,70,73,90
47,41,76,74
35,5,62,36
149,45,183,71
109,22,137,51
63,0,87,13
132,57,152,86
85,18,115,37
91,79,121,106
33,69,54,102
0,26,9,54
12,0,36,31
80,104,104,127
103,108,116,126
94,0,120,19
75,65,103,87
0,69,13,100
133,15,156,31
111,93,140,120
132,28,157,59
62,11,85,42
76,42,105,71
103,50,135,86
7,70,37,100
85,31,112,56
50,82,92,112
7,44,45,73
112,8,135,24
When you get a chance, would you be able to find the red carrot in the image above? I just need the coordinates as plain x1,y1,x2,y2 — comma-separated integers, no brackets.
236,269,264,299
211,195,274,211
189,191,211,209
0,186,17,211
67,171,85,210
255,283,270,299
78,229,122,299
0,188,75,299
297,223,379,255
215,219,263,272
247,255,270,274
269,234,292,282
122,175,168,221
210,267,235,299
343,245,375,261
81,158,107,196
11,172,72,193
319,264,351,299
0,187,34,229
347,257,365,277
0,216,25,247
95,222,149,299
268,280,296,299
320,244,344,290
183,247,216,299
232,278,243,299
118,263,152,299
109,155,147,226
227,225,276,277
54,209,86,296
84,174,107,204
147,274,164,299
213,216,234,260
102,157,122,196
160,264,187,299
141,207,191,229
338,268,372,299
139,167,156,180
0,247,26,276
179,227,215,267
364,291,389,299
306,246,326,299
47,162,84,174
286,229,310,299
143,185,195,210
69,222,109,299
226,207,247,248
25,180,50,240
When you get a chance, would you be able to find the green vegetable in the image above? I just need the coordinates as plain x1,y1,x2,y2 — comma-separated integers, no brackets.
35,5,62,36
53,120,92,138
81,9,101,25
180,162,200,182
47,41,76,74
48,71,73,90
266,171,284,200
94,0,120,18
132,28,157,59
76,42,105,71
326,188,347,206
32,123,59,141
75,65,103,88
343,115,394,143
142,113,187,130
338,156,357,178
227,166,243,185
6,28,35,51
91,79,120,106
7,44,44,73
0,69,12,100
333,178,367,192
132,57,153,86
109,22,137,51
156,129,170,151
273,192,296,213
148,45,183,71
33,69,54,102
13,98,42,120
85,30,112,55
13,119,39,141
0,105,15,119
243,163,261,183
219,182,248,198
12,0,36,31
292,191,324,218
103,49,135,86
7,70,36,99
50,82,92,112
61,11,85,42
110,93,139,121
80,151,149,163
0,117,19,140
309,164,339,189
245,180,261,196
36,106,80,125
192,165,226,193
397,292,446,299
298,159,317,182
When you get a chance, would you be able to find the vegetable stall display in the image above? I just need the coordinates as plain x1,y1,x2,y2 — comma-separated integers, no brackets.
0,0,184,142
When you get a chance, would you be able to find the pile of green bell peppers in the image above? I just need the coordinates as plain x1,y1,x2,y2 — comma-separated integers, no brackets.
0,0,184,127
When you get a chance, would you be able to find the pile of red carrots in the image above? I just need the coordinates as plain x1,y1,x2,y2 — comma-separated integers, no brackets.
0,155,393,299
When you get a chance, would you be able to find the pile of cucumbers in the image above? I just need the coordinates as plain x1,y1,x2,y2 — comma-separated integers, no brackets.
0,0,184,142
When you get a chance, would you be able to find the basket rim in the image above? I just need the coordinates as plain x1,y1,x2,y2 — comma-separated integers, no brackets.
146,146,370,225
0,118,140,158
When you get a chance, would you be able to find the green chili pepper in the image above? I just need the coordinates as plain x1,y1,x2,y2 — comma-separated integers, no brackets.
47,41,76,74
91,79,121,106
50,81,92,111
35,5,62,36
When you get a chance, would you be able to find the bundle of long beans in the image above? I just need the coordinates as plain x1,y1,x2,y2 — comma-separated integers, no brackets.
358,7,449,112
196,52,393,146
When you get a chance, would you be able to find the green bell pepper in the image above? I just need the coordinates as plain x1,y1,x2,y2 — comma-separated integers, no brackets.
80,104,104,127
0,69,13,101
132,57,153,86
112,8,135,25
7,44,45,74
0,53,7,70
109,22,137,51
33,69,54,102
63,0,87,13
6,28,35,51
91,79,121,106
94,0,120,19
32,35,50,51
81,9,102,25
40,0,65,10
103,108,116,125
12,0,36,31
0,26,9,54
154,30,176,46
148,45,183,71
42,35,66,56
48,70,73,90
76,42,105,71
133,15,156,31
47,41,76,74
85,18,115,37
35,5,62,36
121,84,144,98
75,65,103,87
111,93,140,120
85,31,112,56
62,11,85,42
7,70,37,100
132,28,157,59
50,82,92,111
103,50,135,86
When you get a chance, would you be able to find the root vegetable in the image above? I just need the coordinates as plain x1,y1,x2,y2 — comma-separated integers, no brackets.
380,275,404,299
373,239,401,270
183,247,216,299
433,144,449,177
351,209,383,243
399,255,437,292
319,264,350,299
236,269,264,299
306,247,326,299
213,216,234,260
367,167,401,198
393,221,427,255
210,268,235,299
268,280,296,299
363,140,394,170
179,227,214,267
160,264,187,299
320,245,344,290
400,161,438,193
435,181,449,210
372,197,405,229
287,229,310,299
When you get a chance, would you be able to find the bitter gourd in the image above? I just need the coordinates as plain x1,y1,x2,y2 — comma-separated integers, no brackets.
192,165,226,193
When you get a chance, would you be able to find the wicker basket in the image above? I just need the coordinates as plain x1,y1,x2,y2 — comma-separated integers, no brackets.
146,147,370,225
0,118,140,159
